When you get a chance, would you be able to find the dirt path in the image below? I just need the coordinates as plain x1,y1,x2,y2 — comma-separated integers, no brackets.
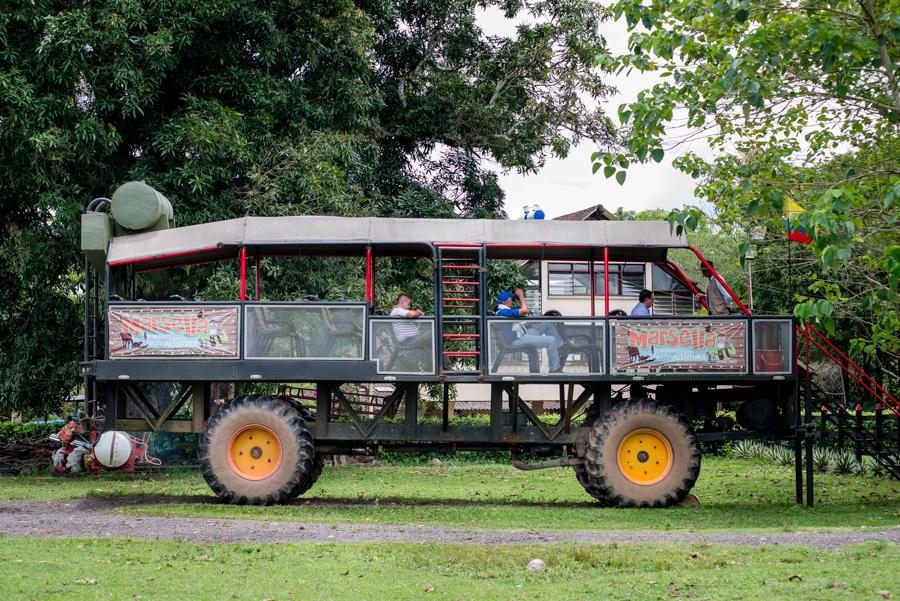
0,498,897,549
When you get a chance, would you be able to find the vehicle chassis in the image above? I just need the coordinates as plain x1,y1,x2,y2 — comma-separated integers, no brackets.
79,215,816,506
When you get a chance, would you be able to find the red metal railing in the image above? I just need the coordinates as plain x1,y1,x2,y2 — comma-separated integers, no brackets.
797,326,899,417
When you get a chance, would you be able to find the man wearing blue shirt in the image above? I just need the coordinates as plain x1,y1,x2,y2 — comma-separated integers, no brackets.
630,289,653,316
496,289,564,372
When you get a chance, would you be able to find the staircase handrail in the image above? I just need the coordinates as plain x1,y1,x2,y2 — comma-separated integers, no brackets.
797,326,899,417
806,325,898,407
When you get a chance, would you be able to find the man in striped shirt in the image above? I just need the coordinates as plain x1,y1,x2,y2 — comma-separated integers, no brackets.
391,294,427,343
391,293,449,369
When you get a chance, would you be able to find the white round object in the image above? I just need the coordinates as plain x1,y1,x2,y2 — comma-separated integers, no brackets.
93,431,132,468
527,559,546,572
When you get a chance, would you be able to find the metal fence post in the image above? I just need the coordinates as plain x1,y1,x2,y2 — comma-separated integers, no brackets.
855,404,864,463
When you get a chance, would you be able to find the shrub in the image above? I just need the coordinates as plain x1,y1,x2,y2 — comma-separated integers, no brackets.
731,440,766,460
0,421,61,446
813,446,833,473
829,449,861,475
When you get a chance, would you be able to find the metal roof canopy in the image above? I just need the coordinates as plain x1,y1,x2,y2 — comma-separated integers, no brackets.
106,216,688,267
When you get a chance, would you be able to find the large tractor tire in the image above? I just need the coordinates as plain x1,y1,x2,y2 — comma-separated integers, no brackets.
579,401,700,508
279,397,324,498
573,409,613,506
199,395,316,505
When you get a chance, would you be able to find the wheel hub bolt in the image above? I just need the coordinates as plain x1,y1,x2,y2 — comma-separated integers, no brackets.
250,446,263,459
636,450,649,463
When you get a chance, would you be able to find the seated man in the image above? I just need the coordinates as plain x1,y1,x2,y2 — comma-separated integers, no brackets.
631,289,653,316
699,261,736,315
390,294,428,346
391,293,450,369
496,289,565,372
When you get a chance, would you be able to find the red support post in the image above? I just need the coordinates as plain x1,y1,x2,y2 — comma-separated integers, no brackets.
239,247,247,301
365,246,373,308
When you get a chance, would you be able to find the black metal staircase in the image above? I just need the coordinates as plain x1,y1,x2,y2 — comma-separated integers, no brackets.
799,345,900,480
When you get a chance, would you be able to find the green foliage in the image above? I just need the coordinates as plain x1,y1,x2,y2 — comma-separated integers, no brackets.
1,1,615,415
828,449,862,475
0,422,60,446
597,0,900,371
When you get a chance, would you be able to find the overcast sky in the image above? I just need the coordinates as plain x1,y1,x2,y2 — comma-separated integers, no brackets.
478,7,709,220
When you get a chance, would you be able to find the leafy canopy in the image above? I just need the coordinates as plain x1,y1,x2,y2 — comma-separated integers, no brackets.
0,0,614,415
595,0,899,366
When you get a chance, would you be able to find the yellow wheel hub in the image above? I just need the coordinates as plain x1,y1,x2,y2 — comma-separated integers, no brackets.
616,428,673,485
227,424,282,480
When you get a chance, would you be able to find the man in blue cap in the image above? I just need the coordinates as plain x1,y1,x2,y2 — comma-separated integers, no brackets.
496,288,565,372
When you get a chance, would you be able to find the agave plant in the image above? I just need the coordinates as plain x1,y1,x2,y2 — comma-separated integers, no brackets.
775,445,796,467
813,446,833,473
732,440,764,460
860,456,885,478
829,449,861,475
763,444,781,462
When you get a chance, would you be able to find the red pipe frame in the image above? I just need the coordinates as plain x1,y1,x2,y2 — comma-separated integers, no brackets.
797,327,899,416
364,246,373,308
807,325,898,406
663,259,709,311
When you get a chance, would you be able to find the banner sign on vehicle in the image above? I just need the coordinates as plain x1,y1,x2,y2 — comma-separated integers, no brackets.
108,306,240,358
612,320,747,374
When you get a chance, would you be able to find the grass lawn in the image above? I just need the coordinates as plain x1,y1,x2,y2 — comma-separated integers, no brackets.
0,537,896,601
2,457,899,532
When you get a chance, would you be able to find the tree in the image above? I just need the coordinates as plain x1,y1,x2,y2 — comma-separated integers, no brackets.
0,0,614,415
594,0,899,377
621,207,747,300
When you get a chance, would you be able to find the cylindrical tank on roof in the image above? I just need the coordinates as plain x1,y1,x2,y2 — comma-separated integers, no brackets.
110,181,173,232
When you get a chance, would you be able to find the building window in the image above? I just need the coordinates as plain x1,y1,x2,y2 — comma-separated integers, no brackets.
651,264,697,315
523,261,541,315
548,263,591,296
547,262,646,296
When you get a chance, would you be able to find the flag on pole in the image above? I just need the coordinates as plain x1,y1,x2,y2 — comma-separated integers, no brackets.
785,197,812,244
